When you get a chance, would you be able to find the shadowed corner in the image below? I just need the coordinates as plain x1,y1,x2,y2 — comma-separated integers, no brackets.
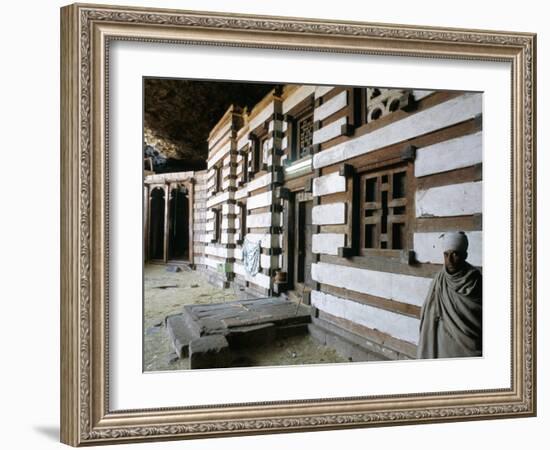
33,425,59,441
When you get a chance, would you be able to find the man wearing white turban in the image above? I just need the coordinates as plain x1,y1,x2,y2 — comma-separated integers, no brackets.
417,231,482,359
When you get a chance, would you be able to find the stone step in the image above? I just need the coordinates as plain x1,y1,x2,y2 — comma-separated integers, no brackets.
181,308,203,336
165,314,200,358
225,322,276,347
189,335,231,369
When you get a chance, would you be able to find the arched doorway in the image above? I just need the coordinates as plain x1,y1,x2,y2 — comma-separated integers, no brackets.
148,187,165,261
168,184,190,261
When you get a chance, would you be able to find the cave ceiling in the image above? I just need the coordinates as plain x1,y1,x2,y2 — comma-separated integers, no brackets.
144,78,275,171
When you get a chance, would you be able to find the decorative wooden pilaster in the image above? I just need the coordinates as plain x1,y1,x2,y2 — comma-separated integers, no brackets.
143,184,149,261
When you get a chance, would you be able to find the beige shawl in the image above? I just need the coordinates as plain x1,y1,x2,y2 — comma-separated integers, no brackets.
417,263,482,359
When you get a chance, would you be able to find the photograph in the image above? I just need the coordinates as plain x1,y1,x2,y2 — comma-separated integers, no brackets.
142,79,483,372
58,2,536,445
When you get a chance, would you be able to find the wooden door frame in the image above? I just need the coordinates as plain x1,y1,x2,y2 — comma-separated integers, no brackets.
283,189,313,295
146,185,167,263
166,180,194,265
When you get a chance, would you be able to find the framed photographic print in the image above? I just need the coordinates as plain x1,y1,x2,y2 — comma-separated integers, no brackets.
60,3,536,446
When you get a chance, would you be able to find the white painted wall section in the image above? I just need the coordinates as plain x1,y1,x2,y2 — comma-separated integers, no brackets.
235,188,247,200
414,231,483,267
283,85,316,114
208,121,231,149
260,254,279,269
311,262,432,307
205,246,234,258
206,176,216,190
222,166,232,178
233,263,271,289
412,89,435,101
245,233,278,248
312,233,346,255
415,132,482,177
312,202,346,225
203,257,228,270
247,191,273,210
311,290,420,344
206,191,232,208
312,117,346,145
234,248,243,260
195,233,214,243
281,136,288,150
247,212,272,228
313,171,346,197
207,142,231,168
249,103,275,131
314,91,347,122
314,85,335,98
313,93,482,168
237,133,250,151
221,233,238,245
247,172,272,192
195,211,207,221
209,134,231,158
416,181,482,217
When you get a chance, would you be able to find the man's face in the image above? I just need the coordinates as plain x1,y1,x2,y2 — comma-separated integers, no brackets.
443,250,467,274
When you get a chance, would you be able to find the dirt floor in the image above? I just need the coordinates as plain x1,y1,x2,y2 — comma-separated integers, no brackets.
143,264,347,371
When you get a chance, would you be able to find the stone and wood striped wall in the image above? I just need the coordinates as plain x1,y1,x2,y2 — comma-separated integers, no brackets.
191,170,208,271
231,89,286,294
307,88,482,359
150,85,483,361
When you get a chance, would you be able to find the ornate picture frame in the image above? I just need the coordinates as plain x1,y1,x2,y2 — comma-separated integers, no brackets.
60,3,536,446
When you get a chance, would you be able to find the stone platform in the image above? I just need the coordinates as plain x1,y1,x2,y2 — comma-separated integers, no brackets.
166,297,311,369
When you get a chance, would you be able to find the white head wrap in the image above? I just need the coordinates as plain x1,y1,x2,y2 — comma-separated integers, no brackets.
440,231,468,253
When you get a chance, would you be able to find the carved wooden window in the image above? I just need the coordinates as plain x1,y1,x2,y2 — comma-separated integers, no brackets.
260,135,270,167
238,202,247,244
241,147,249,185
213,164,223,194
249,128,268,176
364,88,412,123
350,87,413,129
359,165,410,253
295,109,314,159
211,208,221,243
285,94,314,162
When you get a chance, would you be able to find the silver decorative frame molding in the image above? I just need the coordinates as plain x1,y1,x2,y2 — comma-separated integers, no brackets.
60,3,536,446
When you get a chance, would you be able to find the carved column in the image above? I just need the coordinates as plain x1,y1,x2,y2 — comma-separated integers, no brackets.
187,181,195,266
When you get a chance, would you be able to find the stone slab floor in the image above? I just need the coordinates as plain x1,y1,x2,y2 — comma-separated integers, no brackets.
144,263,346,371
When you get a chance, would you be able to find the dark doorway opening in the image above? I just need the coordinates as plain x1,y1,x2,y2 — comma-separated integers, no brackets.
149,187,165,260
285,190,314,303
295,196,314,289
168,185,190,261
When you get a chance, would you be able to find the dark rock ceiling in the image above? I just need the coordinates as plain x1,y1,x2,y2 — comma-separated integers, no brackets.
144,78,275,171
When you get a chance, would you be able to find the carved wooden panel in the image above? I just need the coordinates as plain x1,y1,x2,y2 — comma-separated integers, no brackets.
359,165,409,252
366,88,412,122
297,111,314,158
